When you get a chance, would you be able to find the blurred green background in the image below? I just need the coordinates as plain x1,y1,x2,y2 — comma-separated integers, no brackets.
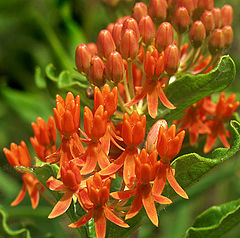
0,0,240,237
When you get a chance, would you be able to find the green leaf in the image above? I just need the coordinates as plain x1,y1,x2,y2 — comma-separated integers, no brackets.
154,56,236,123
34,66,46,88
0,206,31,238
45,64,58,82
184,198,240,238
107,120,240,238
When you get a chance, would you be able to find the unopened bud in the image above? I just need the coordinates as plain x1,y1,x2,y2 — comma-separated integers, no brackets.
105,51,124,83
107,23,114,34
120,29,139,60
222,26,233,48
139,16,155,46
198,0,214,11
89,56,106,87
208,29,225,55
164,44,180,76
112,23,123,50
155,22,174,52
122,17,140,40
177,0,194,14
132,2,148,22
189,21,206,48
149,0,167,22
174,7,190,34
87,43,98,56
97,30,116,59
75,44,92,75
221,5,233,26
212,8,222,28
201,11,215,34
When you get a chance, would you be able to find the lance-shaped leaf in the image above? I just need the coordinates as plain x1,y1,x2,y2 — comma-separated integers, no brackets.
106,120,240,238
149,56,236,125
184,198,240,238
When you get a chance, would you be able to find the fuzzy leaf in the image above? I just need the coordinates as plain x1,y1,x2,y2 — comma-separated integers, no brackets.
184,198,240,238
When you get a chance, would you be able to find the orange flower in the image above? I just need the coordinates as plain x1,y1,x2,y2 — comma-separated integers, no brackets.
30,116,57,161
204,93,239,153
153,123,188,199
69,173,129,238
3,141,43,209
47,160,83,218
53,92,80,137
100,111,146,187
111,149,172,226
75,105,110,175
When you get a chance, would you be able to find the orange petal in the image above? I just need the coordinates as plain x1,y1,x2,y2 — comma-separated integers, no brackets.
152,164,167,196
99,150,126,176
46,176,66,191
77,188,94,210
147,88,158,119
204,134,217,153
29,190,40,209
110,189,136,200
104,206,129,228
219,130,230,149
125,192,143,220
69,209,94,228
123,151,137,188
97,145,110,170
94,208,106,238
48,191,73,219
100,127,111,154
81,144,98,175
124,90,146,107
11,184,26,207
153,194,172,204
166,167,188,199
141,185,158,226
158,86,176,109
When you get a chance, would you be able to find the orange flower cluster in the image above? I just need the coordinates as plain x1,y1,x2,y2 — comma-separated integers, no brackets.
75,0,233,119
175,93,239,153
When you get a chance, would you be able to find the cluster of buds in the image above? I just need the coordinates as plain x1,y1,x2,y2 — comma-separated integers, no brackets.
175,93,239,153
75,0,234,119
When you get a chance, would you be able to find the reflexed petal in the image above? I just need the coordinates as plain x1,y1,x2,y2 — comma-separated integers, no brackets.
125,191,143,220
158,86,175,109
77,188,94,210
69,209,94,228
46,176,66,191
104,206,129,228
219,130,230,149
30,190,39,209
152,164,167,196
204,134,217,153
123,151,137,188
166,167,188,199
97,145,110,170
11,184,27,207
147,88,158,118
94,208,106,238
81,145,98,175
124,90,146,107
48,191,73,218
153,194,172,204
110,189,136,200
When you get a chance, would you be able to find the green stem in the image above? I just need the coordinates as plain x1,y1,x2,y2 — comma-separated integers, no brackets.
118,93,131,114
127,61,135,100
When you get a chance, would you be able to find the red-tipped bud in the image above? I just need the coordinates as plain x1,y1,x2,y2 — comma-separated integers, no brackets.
132,2,148,22
221,5,233,26
112,23,123,50
107,23,114,34
222,26,234,48
89,56,106,87
212,8,222,28
177,0,194,14
139,15,155,46
164,44,180,76
105,51,124,83
201,11,215,34
208,29,225,55
122,17,140,40
198,0,214,11
97,30,116,58
155,22,174,52
173,7,190,33
120,29,139,60
189,21,206,48
75,44,92,75
149,0,167,22
87,43,98,56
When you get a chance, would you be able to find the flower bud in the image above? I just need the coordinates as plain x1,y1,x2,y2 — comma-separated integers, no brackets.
89,56,106,87
198,0,214,11
221,5,233,26
173,7,190,34
222,26,233,48
87,43,98,56
189,20,206,48
122,17,140,40
208,29,225,55
149,0,167,22
112,23,123,50
97,30,116,59
177,0,194,14
105,51,124,83
132,2,148,22
120,29,139,60
75,44,92,75
107,23,114,34
201,11,215,34
155,22,174,52
139,15,155,46
212,8,222,28
164,44,180,76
